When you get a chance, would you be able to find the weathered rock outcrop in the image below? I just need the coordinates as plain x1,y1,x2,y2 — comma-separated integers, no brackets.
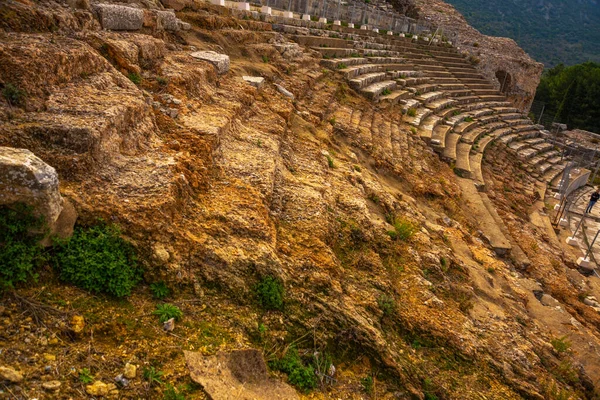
0,147,75,239
412,0,543,112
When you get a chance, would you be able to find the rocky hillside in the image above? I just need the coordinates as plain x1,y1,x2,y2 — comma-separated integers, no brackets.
0,0,600,399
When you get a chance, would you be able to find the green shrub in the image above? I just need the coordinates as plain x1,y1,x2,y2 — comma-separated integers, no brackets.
326,155,335,168
464,116,474,122
255,276,284,311
336,63,347,69
163,384,185,400
407,108,417,117
150,281,171,299
262,55,269,63
128,72,142,85
361,376,374,394
52,223,140,297
157,76,169,86
79,368,94,384
2,83,26,106
387,216,417,241
381,88,392,96
551,336,571,354
269,346,317,393
377,294,396,316
154,303,183,323
143,366,164,387
0,203,46,290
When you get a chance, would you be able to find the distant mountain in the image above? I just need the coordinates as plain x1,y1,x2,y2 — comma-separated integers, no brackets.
442,0,600,67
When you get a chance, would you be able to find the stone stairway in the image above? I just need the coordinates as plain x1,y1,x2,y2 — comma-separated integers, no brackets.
271,20,567,258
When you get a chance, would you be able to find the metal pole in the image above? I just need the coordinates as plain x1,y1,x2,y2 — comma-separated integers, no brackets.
537,104,545,125
572,212,587,238
584,229,600,260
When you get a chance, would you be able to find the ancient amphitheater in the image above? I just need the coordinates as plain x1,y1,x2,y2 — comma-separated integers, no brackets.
1,0,600,398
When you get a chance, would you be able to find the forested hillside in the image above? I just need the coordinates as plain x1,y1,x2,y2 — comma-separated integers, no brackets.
534,62,600,133
443,0,600,67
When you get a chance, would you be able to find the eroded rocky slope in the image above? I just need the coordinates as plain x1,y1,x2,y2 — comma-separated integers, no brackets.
0,0,598,399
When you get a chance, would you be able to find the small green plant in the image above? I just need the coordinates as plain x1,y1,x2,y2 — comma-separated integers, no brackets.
255,276,284,311
473,42,479,47
154,303,183,323
79,368,94,384
377,294,396,316
52,223,140,297
156,76,169,86
150,281,171,299
143,366,164,387
329,117,336,125
163,384,186,400
2,83,26,106
261,55,269,63
410,127,417,134
336,63,347,69
464,116,474,122
128,72,142,85
269,346,317,392
387,216,417,241
0,203,46,290
407,108,417,117
361,376,374,394
440,257,447,269
353,165,362,172
487,267,496,274
257,139,263,148
381,88,392,96
326,155,335,168
551,336,572,354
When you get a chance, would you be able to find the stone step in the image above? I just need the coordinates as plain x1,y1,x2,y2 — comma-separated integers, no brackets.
349,72,387,90
453,95,481,105
361,80,397,100
431,124,452,149
321,57,369,69
443,132,461,161
438,83,468,90
466,83,496,90
530,150,559,166
455,142,472,177
472,89,501,96
453,72,485,79
425,98,456,112
470,152,484,188
478,94,507,102
397,76,432,87
408,107,433,127
294,35,354,49
416,91,446,103
379,89,411,105
340,63,409,79
454,120,479,134
410,83,438,94
512,124,537,133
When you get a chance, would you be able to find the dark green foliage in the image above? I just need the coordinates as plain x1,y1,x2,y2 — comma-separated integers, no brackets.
143,366,164,387
377,294,396,316
255,276,284,311
551,336,572,354
361,376,374,394
2,83,26,106
163,384,185,400
534,62,600,132
157,76,169,86
52,223,140,297
150,281,171,299
407,108,417,117
326,155,335,168
261,55,269,63
128,72,142,84
445,0,600,66
269,346,317,392
154,303,183,323
0,203,46,290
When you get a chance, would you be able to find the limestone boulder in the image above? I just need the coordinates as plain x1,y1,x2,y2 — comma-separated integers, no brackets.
184,350,298,400
190,51,230,74
0,147,64,227
157,10,180,31
93,4,144,31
